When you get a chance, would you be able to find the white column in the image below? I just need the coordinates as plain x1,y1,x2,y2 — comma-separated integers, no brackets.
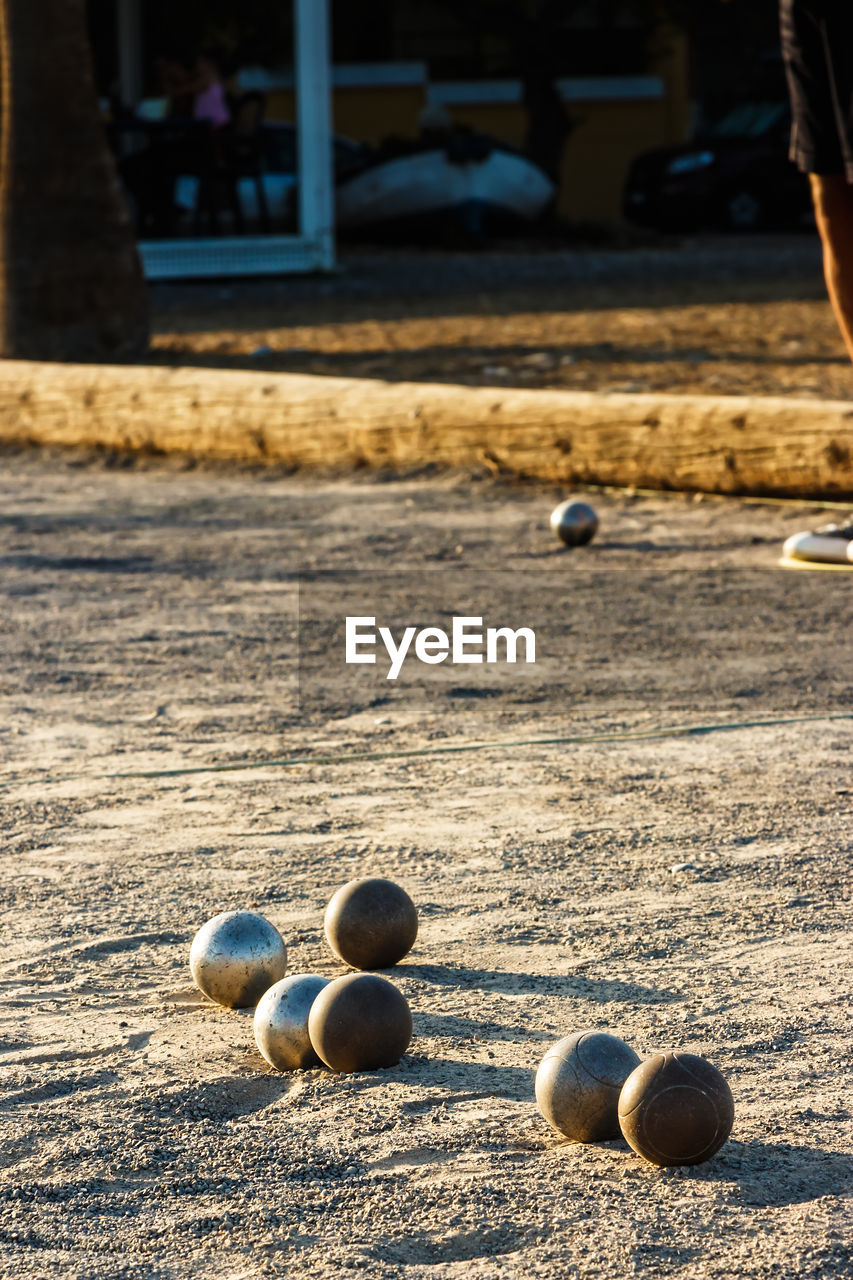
295,0,335,269
116,0,144,109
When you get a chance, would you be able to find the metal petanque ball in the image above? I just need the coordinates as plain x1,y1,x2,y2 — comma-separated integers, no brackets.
189,910,287,1010
618,1050,735,1167
254,973,330,1071
535,1030,641,1142
550,499,599,547
307,972,412,1073
324,877,418,970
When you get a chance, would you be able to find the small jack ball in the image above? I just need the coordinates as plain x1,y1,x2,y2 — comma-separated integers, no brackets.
254,974,330,1071
535,1030,641,1142
550,499,598,547
307,972,413,1073
324,877,418,970
618,1051,734,1167
189,910,287,1009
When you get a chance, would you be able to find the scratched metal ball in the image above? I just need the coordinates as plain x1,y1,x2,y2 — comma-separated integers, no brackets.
308,972,412,1073
550,499,599,547
189,910,287,1010
324,877,418,970
618,1050,734,1167
253,973,330,1071
535,1030,641,1142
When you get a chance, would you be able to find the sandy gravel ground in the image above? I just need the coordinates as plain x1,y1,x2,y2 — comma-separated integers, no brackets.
150,236,853,402
1,447,851,1280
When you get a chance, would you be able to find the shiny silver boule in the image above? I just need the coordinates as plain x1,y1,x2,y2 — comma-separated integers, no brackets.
550,499,598,547
189,910,287,1009
254,974,330,1071
535,1030,641,1142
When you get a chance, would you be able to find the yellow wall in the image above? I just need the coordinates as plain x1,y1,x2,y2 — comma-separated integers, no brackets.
561,100,680,223
333,86,427,145
264,86,426,145
264,89,295,121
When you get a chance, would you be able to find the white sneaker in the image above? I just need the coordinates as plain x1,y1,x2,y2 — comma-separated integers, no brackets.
782,521,853,564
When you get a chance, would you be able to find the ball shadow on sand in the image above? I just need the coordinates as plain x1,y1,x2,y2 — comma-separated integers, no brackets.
400,961,681,1005
416,1008,555,1043
672,1139,853,1207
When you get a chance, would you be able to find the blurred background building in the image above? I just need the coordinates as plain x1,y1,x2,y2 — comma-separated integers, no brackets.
84,1,785,275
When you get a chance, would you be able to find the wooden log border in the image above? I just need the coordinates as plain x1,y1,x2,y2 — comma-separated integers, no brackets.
1,360,851,497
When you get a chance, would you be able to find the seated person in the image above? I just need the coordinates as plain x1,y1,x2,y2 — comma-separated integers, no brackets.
190,54,231,130
120,51,232,235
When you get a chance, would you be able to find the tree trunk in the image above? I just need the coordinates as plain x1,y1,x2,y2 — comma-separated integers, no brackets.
517,2,575,186
0,0,148,360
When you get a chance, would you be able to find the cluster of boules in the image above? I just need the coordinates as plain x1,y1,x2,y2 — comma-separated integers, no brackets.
535,1029,734,1167
189,876,417,1075
190,892,734,1169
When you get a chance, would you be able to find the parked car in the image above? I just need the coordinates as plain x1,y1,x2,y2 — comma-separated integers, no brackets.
623,102,812,232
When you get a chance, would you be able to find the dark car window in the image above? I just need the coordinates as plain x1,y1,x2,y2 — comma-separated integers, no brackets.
711,103,788,139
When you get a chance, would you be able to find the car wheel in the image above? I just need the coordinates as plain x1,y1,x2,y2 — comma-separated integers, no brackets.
723,188,765,231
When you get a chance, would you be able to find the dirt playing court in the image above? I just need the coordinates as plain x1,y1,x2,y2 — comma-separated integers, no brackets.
151,236,853,403
1,445,850,1279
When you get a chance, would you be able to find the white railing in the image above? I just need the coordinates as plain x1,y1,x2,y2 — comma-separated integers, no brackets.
128,0,335,280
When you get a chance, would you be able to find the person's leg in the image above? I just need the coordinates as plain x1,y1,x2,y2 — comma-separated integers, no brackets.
778,3,853,562
810,172,853,363
781,0,853,363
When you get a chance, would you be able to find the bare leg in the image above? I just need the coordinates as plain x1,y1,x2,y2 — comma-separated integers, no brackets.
809,173,853,364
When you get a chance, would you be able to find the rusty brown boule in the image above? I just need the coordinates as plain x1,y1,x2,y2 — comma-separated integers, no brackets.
324,877,418,970
307,973,412,1073
618,1050,734,1167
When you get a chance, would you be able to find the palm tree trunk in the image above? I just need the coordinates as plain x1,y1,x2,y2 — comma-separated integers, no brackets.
0,0,149,360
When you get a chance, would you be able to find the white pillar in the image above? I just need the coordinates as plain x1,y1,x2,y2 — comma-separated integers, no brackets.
295,0,335,269
116,0,143,109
